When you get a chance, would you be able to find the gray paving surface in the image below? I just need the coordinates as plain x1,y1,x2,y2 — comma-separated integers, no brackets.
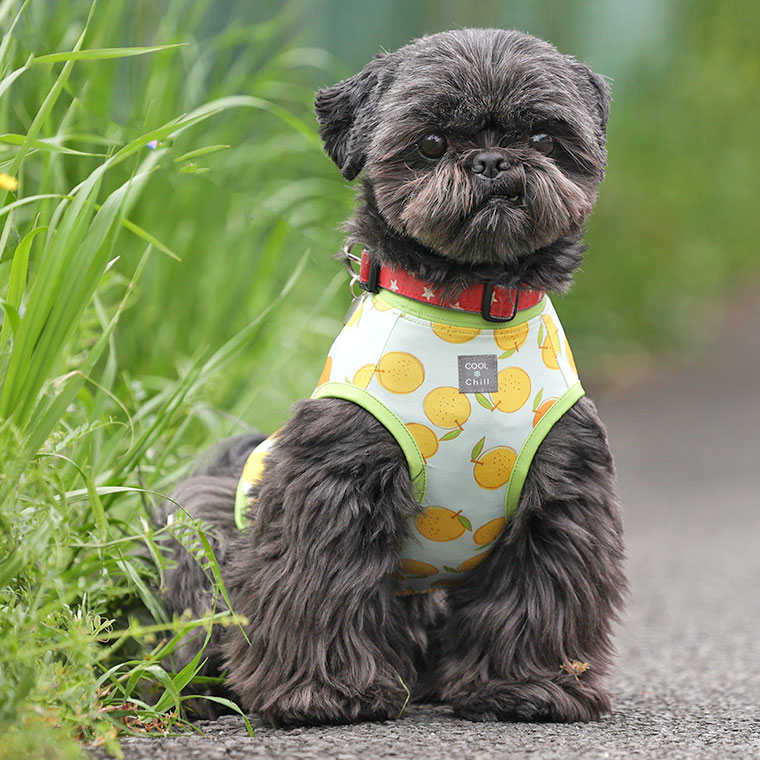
109,293,760,759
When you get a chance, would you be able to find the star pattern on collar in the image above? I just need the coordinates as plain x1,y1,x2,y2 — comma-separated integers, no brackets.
422,286,436,301
389,279,399,292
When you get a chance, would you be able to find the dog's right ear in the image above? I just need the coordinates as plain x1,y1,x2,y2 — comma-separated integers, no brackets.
315,54,394,181
570,62,611,137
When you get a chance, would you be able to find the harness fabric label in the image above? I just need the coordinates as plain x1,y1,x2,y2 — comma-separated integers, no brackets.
457,354,498,393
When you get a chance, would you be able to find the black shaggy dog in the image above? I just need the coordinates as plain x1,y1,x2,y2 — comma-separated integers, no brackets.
160,28,626,727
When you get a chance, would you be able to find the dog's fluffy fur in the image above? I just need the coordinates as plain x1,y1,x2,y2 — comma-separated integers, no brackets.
159,28,626,727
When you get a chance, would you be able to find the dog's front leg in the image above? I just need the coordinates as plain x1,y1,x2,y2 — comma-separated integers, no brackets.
221,398,417,726
438,396,626,722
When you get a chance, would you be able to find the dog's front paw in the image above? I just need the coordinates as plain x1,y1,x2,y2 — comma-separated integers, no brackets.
445,674,611,723
257,676,410,727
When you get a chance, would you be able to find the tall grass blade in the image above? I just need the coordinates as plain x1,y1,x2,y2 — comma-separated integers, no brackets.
32,44,187,65
22,245,150,457
0,132,105,156
0,57,30,99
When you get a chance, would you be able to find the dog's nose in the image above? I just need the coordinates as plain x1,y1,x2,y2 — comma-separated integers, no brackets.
471,151,507,179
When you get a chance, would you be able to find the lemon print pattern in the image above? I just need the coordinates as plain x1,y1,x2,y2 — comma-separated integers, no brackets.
431,322,481,343
532,388,558,427
457,549,492,572
235,435,279,530
345,300,364,327
242,446,270,487
540,314,561,370
473,517,507,546
533,398,557,426
471,437,517,490
399,559,438,577
424,386,471,439
490,367,531,413
415,506,473,541
376,351,425,394
317,356,332,386
565,335,577,374
494,322,529,357
300,286,583,594
372,294,394,311
352,363,376,389
406,422,439,461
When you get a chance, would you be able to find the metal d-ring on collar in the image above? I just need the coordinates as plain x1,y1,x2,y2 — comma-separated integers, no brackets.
481,281,520,323
342,244,378,298
342,244,363,299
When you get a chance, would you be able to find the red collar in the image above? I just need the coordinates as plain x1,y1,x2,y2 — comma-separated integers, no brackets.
358,250,544,323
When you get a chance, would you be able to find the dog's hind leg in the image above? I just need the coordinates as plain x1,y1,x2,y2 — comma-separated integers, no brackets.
437,397,626,722
157,433,265,717
221,398,419,726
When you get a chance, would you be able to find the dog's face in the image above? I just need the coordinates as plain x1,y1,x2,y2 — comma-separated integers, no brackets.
316,29,610,267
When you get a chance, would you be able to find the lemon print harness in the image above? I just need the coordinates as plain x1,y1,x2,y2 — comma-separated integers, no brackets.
236,277,583,595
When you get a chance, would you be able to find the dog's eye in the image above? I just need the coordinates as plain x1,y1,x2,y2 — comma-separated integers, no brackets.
419,133,447,159
529,133,555,155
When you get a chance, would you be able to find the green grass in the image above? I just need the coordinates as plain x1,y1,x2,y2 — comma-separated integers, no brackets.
1,1,759,757
0,1,350,756
556,0,760,378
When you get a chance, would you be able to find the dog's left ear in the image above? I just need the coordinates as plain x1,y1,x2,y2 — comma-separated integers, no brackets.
315,53,395,180
572,62,611,136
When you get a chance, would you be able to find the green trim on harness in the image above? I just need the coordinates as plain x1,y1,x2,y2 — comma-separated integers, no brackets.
374,290,546,329
234,477,250,531
312,380,427,503
505,380,585,520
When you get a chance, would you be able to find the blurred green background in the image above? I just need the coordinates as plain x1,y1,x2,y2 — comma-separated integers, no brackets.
1,1,758,753
8,0,760,436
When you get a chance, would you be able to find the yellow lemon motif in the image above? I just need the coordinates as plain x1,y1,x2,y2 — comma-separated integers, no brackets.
345,300,364,327
376,351,425,394
423,386,471,430
458,549,492,572
399,558,439,577
431,322,481,343
373,295,394,312
491,368,531,413
406,422,439,461
543,314,558,334
533,397,557,427
415,506,472,542
494,322,529,354
317,356,332,386
541,343,560,370
564,335,577,374
242,448,269,486
540,314,561,370
472,446,517,490
473,517,507,546
352,363,376,389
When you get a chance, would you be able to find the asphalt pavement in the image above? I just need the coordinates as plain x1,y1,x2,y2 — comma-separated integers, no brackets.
106,291,760,760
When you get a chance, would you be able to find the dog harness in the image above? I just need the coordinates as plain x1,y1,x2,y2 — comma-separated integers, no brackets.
235,266,583,595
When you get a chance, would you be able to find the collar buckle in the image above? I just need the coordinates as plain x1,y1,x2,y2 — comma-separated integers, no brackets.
481,282,520,323
358,249,380,294
360,259,380,294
